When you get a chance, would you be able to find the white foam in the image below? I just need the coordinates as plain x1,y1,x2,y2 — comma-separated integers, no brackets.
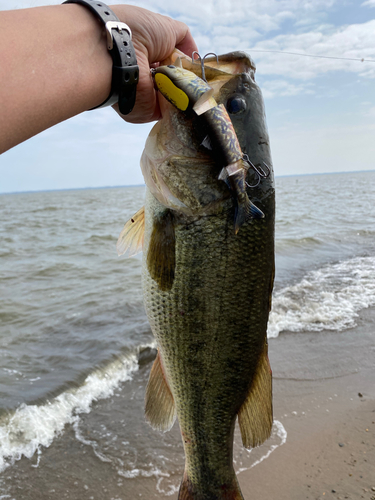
268,256,375,338
235,420,287,474
0,350,145,472
134,420,287,495
156,476,180,497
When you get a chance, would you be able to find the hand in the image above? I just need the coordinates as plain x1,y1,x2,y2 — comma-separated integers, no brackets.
0,4,197,153
111,5,198,123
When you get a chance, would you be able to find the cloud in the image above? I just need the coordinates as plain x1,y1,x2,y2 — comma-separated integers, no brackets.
270,121,375,175
261,79,314,99
4,0,363,83
363,105,375,117
1,0,338,34
3,0,374,191
246,20,375,80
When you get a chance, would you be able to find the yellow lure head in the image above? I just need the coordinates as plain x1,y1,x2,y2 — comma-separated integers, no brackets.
153,65,213,113
154,71,190,111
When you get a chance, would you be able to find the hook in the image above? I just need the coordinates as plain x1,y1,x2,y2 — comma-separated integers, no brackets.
255,161,271,178
243,154,271,188
203,52,219,64
192,52,205,81
191,51,219,82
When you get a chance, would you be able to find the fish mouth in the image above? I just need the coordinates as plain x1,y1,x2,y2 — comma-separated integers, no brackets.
163,50,256,93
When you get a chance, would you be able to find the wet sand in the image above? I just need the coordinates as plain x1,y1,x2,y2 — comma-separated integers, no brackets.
1,307,374,500
239,306,375,500
240,363,375,500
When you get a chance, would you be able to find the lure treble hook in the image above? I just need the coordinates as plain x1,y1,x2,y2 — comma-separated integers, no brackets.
192,51,219,82
243,154,271,188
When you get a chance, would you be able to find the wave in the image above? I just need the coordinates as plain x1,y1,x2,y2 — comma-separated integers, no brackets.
30,206,60,213
268,255,375,338
0,344,155,473
85,234,117,243
275,236,323,252
124,419,287,497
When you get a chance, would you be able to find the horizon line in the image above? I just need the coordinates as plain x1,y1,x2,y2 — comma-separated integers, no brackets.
1,169,374,195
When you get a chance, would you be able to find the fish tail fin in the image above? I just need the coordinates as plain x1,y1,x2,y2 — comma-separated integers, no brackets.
178,471,244,500
234,195,264,234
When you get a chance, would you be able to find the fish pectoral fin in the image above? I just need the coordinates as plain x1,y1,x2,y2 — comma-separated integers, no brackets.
238,342,273,448
147,209,175,291
116,206,145,257
145,350,176,432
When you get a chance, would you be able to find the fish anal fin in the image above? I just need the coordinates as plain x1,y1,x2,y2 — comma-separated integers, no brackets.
238,342,273,448
116,206,145,257
145,350,176,432
146,209,175,292
178,471,244,500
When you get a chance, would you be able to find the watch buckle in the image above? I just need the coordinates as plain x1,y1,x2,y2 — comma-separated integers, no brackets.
105,21,132,50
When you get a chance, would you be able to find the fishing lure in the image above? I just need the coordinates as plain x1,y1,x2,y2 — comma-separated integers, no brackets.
152,64,264,234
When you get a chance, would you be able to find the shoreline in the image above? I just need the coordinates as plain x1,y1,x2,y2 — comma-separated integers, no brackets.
1,307,374,499
239,368,375,500
239,306,375,500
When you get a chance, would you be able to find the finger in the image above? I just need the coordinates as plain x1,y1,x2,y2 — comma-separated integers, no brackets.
175,28,198,58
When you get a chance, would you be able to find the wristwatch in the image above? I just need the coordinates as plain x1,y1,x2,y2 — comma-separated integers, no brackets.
63,0,139,115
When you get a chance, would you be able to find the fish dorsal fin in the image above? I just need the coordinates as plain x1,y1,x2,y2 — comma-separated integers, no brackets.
116,206,145,257
237,342,273,448
145,350,176,432
146,209,175,292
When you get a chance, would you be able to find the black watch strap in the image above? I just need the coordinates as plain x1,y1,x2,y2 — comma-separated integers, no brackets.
63,0,139,115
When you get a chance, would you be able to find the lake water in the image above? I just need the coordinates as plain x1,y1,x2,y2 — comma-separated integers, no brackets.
0,170,374,497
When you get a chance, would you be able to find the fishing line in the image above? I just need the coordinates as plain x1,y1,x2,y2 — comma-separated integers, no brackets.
246,49,375,63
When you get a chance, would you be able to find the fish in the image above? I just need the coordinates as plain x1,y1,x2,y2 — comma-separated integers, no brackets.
117,51,275,499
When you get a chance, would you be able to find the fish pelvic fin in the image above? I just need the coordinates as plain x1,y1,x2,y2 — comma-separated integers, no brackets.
238,341,273,448
116,206,145,257
146,209,175,291
178,471,244,500
234,195,264,234
145,350,176,432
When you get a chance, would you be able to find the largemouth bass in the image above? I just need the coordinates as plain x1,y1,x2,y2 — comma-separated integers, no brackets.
117,51,275,499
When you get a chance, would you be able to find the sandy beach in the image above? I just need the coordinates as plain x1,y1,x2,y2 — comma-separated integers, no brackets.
236,306,375,500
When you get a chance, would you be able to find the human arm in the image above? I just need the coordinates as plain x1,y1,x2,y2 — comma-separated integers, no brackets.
0,4,197,154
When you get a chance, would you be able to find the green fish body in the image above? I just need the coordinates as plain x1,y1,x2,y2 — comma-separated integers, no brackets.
117,52,275,500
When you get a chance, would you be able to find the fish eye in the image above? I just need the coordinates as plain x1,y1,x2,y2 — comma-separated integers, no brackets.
226,96,247,115
167,65,176,69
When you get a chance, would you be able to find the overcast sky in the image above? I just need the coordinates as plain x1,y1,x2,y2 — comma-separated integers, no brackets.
1,0,375,193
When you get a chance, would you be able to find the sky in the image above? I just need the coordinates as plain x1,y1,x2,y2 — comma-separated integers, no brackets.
1,0,375,193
